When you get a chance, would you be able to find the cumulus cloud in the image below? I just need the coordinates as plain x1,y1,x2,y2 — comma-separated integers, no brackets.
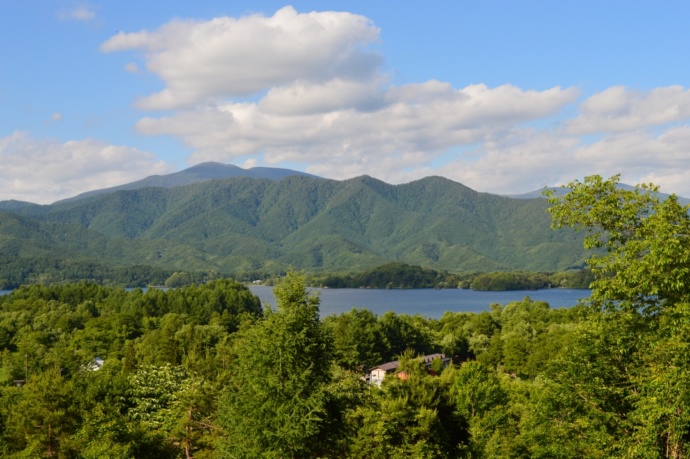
0,132,171,204
423,124,690,197
568,85,690,134
259,78,386,115
417,130,584,195
136,82,577,172
101,6,382,110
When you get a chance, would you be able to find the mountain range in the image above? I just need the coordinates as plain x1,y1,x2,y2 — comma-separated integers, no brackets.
0,163,592,279
55,162,320,204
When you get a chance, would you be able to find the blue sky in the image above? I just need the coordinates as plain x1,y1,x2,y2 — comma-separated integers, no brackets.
2,1,690,203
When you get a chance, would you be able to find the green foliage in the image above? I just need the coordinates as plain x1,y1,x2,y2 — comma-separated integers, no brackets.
630,302,690,458
0,256,174,289
310,263,593,291
314,262,453,289
539,174,690,457
379,312,435,362
452,361,516,456
128,364,188,429
470,272,550,291
0,369,80,457
547,174,690,314
0,280,260,457
323,308,387,370
218,271,336,458
349,349,467,458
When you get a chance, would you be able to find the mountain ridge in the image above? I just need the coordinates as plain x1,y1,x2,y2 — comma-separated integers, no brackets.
53,161,321,204
0,174,589,276
4,161,687,207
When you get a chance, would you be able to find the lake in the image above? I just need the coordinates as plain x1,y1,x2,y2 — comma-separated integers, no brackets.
0,287,590,319
248,286,590,319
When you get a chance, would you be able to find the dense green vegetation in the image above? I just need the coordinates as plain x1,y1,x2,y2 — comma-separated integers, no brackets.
306,261,594,290
0,256,169,289
0,174,688,457
0,255,592,291
0,174,589,275
0,274,587,457
0,256,231,290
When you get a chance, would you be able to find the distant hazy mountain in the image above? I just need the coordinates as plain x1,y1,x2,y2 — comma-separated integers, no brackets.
55,162,321,204
509,185,690,206
0,174,589,276
0,200,38,211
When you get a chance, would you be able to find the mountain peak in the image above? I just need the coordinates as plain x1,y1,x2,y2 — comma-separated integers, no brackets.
55,163,321,204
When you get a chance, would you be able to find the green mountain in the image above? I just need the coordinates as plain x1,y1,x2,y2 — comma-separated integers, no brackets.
0,175,588,276
56,161,321,204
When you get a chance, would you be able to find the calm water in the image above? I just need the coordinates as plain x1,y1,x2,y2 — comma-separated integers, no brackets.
248,286,590,319
0,287,590,319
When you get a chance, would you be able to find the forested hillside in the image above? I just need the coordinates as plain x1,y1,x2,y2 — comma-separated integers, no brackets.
0,174,588,280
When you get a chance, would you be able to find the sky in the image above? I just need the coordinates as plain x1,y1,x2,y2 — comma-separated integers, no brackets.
3,1,690,204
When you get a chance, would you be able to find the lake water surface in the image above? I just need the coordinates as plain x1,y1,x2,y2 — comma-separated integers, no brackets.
0,287,590,319
248,286,590,319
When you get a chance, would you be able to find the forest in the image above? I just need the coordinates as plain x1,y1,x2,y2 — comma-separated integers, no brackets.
0,174,689,458
304,262,594,290
0,256,592,292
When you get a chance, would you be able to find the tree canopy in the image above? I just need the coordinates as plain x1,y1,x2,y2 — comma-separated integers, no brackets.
546,174,690,314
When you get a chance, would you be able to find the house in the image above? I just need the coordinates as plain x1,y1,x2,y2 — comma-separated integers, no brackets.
419,353,451,374
368,353,451,387
85,357,105,372
369,360,400,387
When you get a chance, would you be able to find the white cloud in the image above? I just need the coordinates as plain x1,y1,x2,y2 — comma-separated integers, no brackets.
569,85,690,134
101,6,381,110
58,4,96,22
423,124,690,197
0,132,171,204
241,158,258,169
136,82,577,174
259,78,385,115
420,130,585,195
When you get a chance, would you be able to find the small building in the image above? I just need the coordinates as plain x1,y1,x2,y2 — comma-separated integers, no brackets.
369,360,400,387
368,353,451,387
420,353,451,374
85,357,105,372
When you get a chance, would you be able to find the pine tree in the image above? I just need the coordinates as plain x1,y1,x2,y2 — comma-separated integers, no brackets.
218,271,333,458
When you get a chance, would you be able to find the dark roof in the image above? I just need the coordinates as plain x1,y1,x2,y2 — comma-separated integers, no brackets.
370,360,400,372
421,353,449,363
371,354,450,373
